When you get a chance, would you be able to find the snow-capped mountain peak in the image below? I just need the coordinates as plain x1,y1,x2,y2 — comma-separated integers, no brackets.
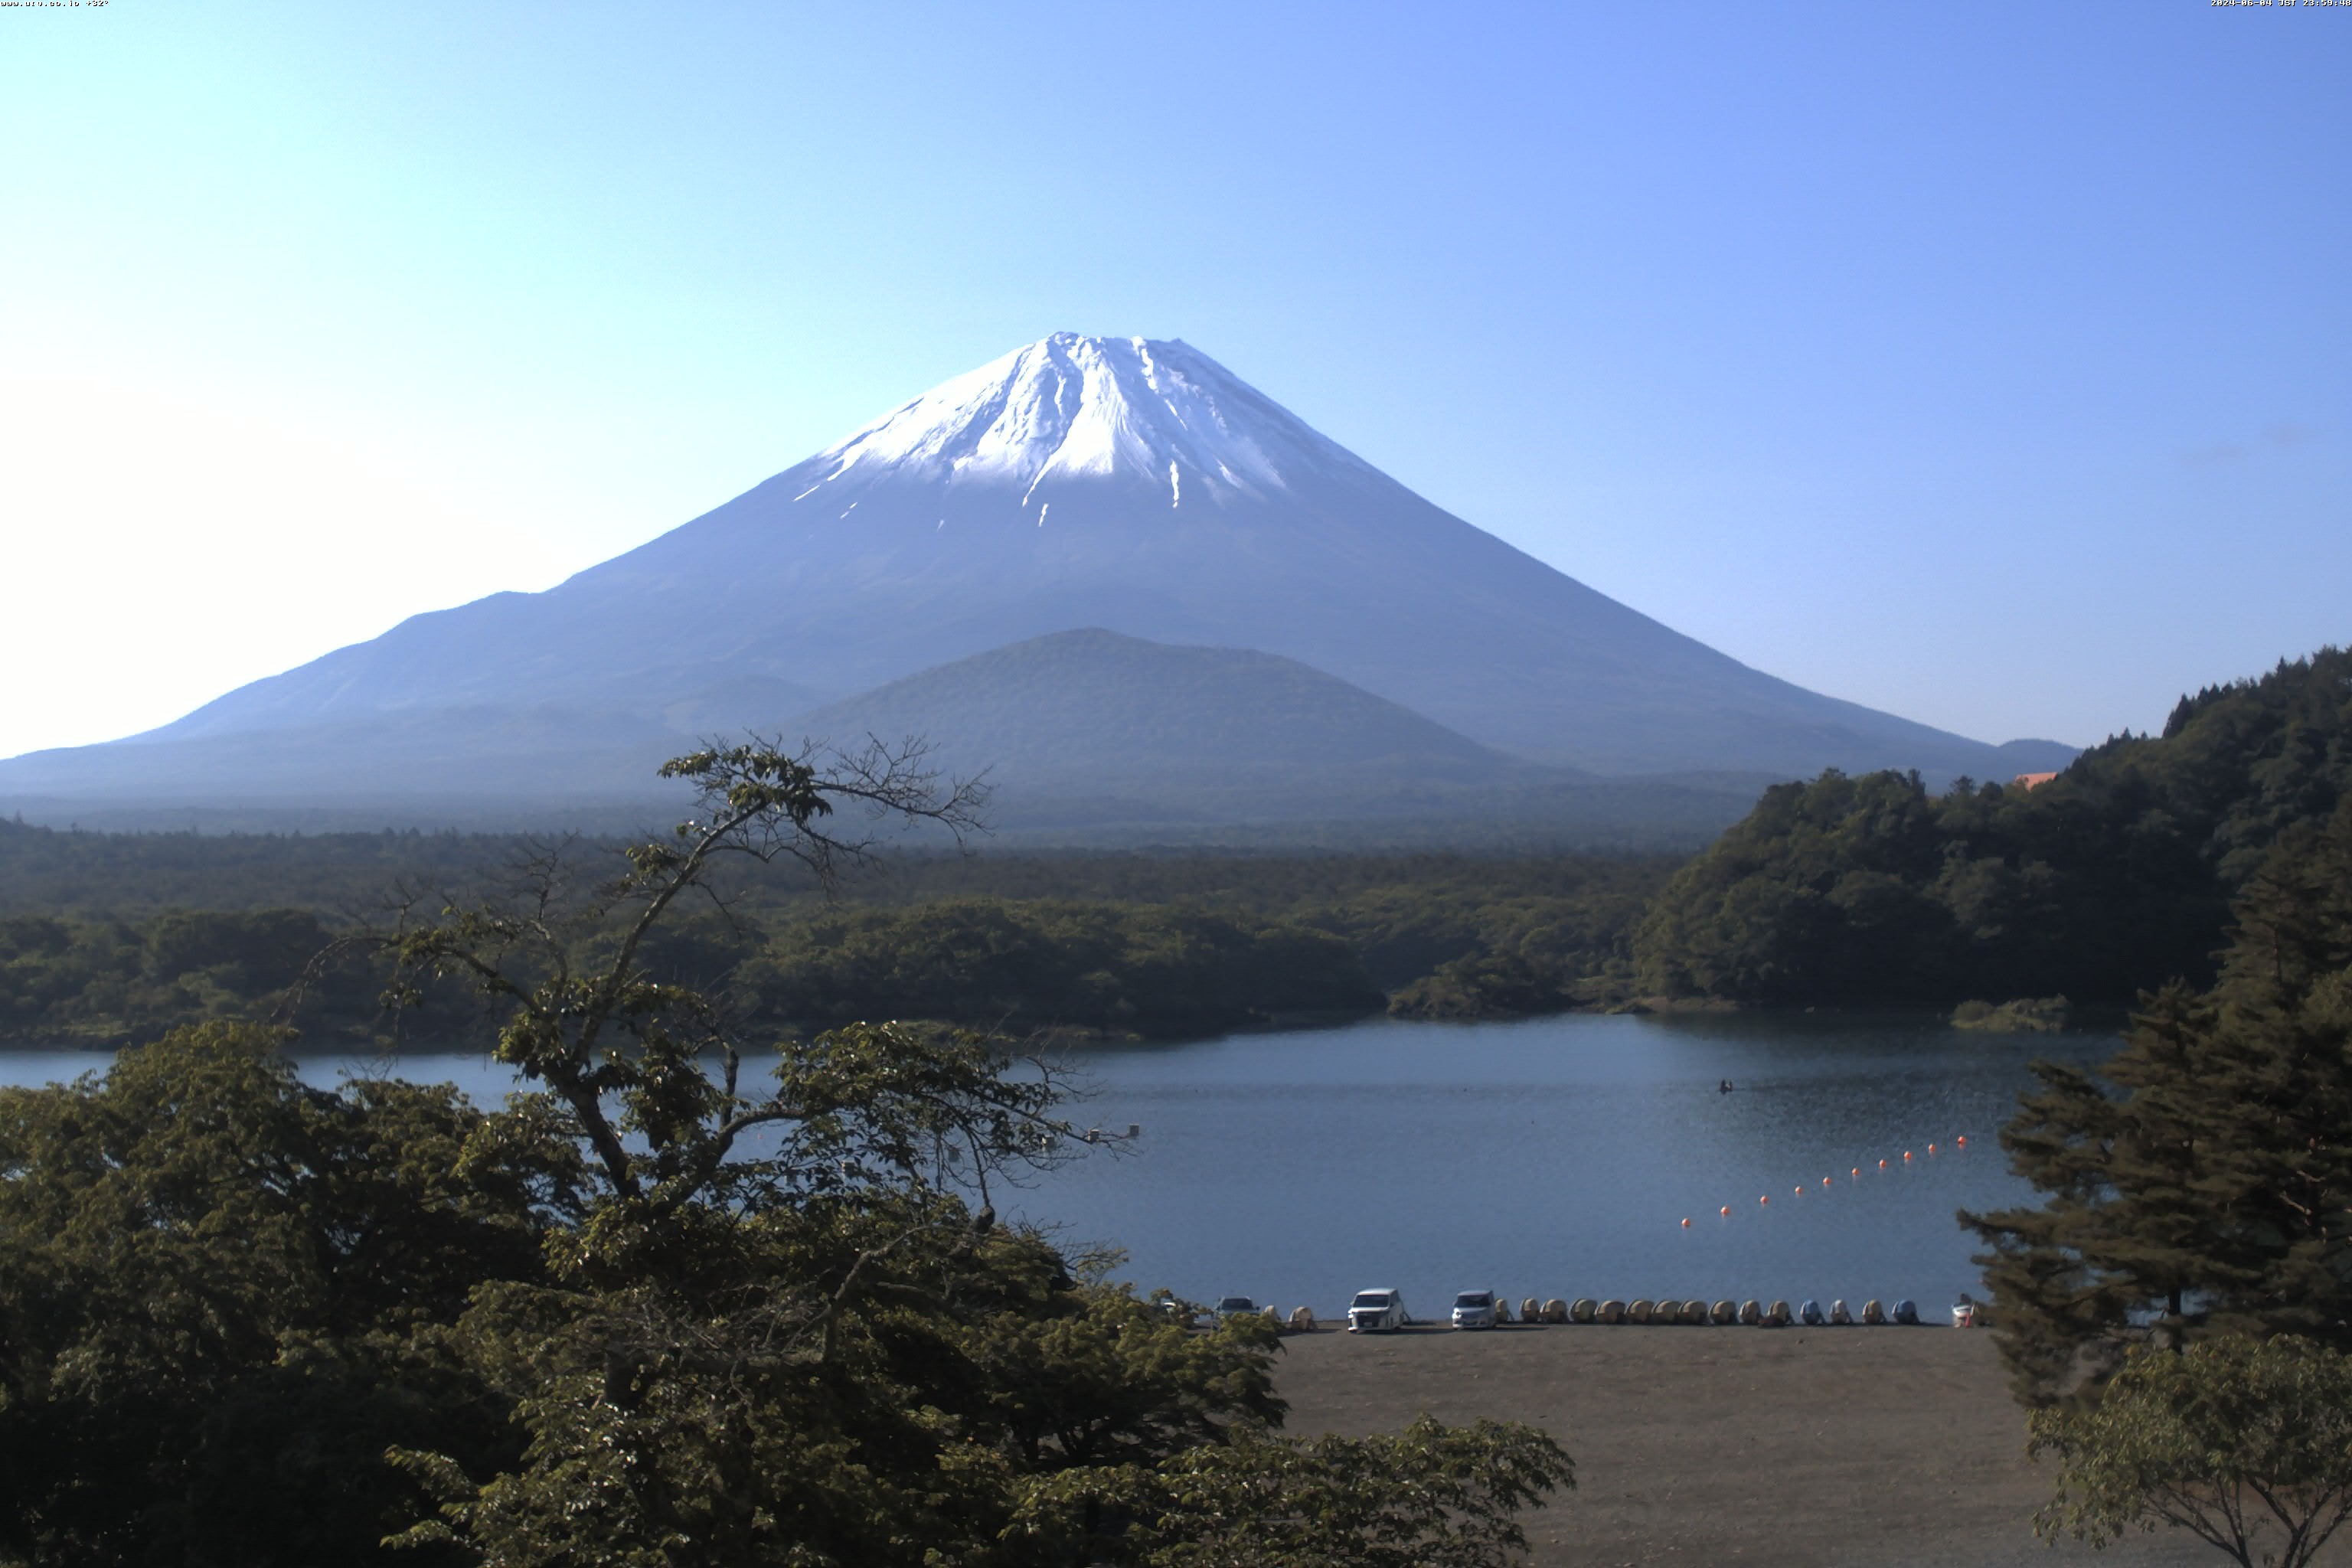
38,330,2075,805
802,334,1372,508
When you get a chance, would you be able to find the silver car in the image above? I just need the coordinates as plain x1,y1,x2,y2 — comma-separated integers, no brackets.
1450,1289,1498,1329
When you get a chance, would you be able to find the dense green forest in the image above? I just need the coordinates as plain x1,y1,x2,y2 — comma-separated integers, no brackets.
0,819,509,915
738,903,1379,1038
0,833,1677,1047
0,907,366,1045
0,809,1713,921
1632,649,2352,1008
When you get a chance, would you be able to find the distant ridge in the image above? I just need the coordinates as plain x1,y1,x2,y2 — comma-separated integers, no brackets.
0,333,2074,834
792,629,1525,791
778,629,1590,835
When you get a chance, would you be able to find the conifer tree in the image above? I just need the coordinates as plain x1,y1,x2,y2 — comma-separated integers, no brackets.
1967,799,2352,1403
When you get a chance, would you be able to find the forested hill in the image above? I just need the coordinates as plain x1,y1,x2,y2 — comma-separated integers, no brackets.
1632,648,2352,1008
0,841,1677,1047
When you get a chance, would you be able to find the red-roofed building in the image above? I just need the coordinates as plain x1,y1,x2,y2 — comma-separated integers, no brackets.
2012,772,2058,790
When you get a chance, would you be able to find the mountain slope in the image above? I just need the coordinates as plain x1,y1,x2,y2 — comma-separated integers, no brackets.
785,628,1538,825
0,670,824,812
782,629,1765,844
4,334,2073,825
792,629,1522,786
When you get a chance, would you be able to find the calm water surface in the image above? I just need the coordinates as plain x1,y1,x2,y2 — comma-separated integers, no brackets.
3,1013,2115,1317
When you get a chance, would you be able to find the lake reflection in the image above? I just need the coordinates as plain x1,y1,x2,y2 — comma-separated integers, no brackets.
2,1013,2117,1318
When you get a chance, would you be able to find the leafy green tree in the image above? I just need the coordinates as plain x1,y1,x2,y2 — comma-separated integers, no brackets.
1965,799,2352,1403
2028,1336,2352,1568
1008,1416,1573,1568
0,1019,583,1567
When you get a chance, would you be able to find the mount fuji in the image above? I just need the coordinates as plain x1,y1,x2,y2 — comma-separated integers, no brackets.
1,333,2070,831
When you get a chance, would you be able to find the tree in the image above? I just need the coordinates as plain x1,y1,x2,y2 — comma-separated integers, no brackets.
1965,798,2352,1403
2027,1336,2352,1568
0,1018,583,1568
364,740,1573,1565
374,738,998,1210
1008,1415,1574,1568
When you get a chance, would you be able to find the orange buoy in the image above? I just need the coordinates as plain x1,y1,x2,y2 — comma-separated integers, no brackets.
1903,1151,1913,1161
1795,1186,1804,1195
1851,1167,1860,1178
1760,1195,1769,1204
1681,1217,1691,1227
1957,1135,1967,1146
1929,1143,1937,1154
1878,1158,1888,1168
1822,1176,1831,1187
1720,1206,1731,1216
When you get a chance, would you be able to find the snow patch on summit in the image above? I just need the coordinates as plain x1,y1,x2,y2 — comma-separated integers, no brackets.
807,334,1375,507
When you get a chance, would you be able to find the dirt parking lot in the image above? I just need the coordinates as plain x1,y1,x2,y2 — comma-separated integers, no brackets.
1273,1323,2275,1568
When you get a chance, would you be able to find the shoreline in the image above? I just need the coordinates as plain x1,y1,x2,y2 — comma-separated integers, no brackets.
0,996,2138,1059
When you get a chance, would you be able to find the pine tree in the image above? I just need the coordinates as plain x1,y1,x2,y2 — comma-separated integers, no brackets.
1966,799,2352,1403
2182,811,2352,1341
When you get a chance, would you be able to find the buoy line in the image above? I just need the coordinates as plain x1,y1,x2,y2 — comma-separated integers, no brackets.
1695,1133,1973,1231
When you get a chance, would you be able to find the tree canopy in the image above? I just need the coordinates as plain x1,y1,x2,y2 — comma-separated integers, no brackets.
2028,1336,2352,1568
0,848,1677,1048
0,1019,583,1565
1633,648,2352,1008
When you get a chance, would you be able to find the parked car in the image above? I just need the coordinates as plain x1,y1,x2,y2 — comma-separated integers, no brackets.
1214,1295,1263,1321
1450,1290,1499,1329
1348,1289,1409,1332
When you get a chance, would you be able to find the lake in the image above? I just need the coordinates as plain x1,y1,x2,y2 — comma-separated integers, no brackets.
1,1012,2113,1318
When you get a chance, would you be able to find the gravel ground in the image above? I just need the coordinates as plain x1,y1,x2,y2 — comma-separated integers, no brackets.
1272,1322,2288,1568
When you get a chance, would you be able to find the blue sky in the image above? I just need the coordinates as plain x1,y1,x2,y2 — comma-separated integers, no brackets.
2,0,2345,760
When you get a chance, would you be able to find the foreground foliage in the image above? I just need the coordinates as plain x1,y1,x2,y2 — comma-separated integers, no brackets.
1965,798,2352,1403
1010,1416,1573,1568
0,743,1573,1566
2029,1337,2352,1568
0,1020,577,1565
